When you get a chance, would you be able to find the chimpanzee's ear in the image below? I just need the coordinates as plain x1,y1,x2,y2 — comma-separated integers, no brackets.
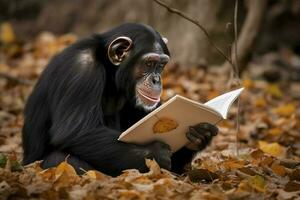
108,36,133,65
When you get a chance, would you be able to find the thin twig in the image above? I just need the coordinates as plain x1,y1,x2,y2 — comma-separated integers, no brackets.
233,0,241,156
233,0,239,78
153,0,233,66
0,72,33,85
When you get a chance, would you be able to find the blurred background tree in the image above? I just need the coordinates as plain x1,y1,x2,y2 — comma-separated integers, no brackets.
1,0,300,69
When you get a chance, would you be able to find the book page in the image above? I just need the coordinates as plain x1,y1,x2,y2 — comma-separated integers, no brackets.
204,88,244,119
118,95,222,152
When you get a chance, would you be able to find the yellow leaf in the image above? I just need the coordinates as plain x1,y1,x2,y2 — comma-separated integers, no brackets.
242,79,254,89
222,159,245,169
55,160,77,178
0,22,16,43
85,170,107,180
266,84,283,98
249,175,266,192
274,104,296,117
153,117,178,134
39,168,56,181
268,128,282,136
54,171,72,189
254,97,266,108
258,141,285,157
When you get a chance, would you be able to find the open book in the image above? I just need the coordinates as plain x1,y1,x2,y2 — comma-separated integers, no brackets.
118,88,244,152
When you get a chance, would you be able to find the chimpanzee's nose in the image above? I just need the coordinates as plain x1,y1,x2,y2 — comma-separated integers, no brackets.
151,74,161,85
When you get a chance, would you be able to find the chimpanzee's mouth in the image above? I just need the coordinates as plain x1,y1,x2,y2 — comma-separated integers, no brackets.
136,88,160,105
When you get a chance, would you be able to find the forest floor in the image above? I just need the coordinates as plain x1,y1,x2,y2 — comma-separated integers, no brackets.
0,29,299,199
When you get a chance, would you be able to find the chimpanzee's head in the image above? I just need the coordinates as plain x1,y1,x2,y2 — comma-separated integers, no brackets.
106,23,170,111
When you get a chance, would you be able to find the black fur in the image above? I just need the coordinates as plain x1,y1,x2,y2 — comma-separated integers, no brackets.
22,23,197,176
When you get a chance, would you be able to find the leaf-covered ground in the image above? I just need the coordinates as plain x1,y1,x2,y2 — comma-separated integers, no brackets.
0,25,299,199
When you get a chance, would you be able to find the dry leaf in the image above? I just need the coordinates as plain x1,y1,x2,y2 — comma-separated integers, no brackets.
153,117,178,134
284,181,300,192
266,84,283,98
249,175,266,192
271,163,286,177
0,22,16,44
188,169,218,183
254,97,267,107
85,170,107,180
274,103,296,117
268,127,282,136
55,160,77,179
258,141,286,157
242,79,254,89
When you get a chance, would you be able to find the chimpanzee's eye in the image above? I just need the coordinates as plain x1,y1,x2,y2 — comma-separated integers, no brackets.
146,61,152,67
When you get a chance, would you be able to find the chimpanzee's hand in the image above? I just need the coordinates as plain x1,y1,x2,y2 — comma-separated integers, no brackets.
185,122,218,151
145,141,172,170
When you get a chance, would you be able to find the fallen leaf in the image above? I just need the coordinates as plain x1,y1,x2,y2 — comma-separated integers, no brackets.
222,159,245,169
268,127,282,136
238,167,257,176
284,181,300,192
271,163,286,177
249,175,266,193
85,170,107,180
0,22,16,44
254,97,267,108
153,117,178,134
242,79,254,89
289,169,300,181
55,160,77,179
258,141,286,157
188,169,218,183
274,103,296,117
266,84,283,98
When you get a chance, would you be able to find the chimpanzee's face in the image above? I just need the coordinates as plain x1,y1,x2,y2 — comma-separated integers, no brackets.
107,36,169,111
133,46,169,111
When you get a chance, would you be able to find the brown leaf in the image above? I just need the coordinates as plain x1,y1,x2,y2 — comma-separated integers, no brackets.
188,169,218,183
271,164,286,177
284,181,300,192
289,169,300,181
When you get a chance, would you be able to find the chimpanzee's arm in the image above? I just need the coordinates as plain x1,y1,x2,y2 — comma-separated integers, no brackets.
54,126,170,176
171,147,196,174
49,99,172,176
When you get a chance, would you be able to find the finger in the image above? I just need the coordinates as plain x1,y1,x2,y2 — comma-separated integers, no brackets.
186,131,203,146
189,126,208,143
203,131,213,141
193,123,219,136
153,141,171,151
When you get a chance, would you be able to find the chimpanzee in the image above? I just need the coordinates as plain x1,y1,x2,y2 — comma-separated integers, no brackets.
22,23,218,176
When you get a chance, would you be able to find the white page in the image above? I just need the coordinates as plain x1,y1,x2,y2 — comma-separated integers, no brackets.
204,87,244,119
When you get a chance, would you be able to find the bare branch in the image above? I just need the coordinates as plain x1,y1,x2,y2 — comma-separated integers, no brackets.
233,0,239,79
234,0,240,156
225,0,268,76
153,0,232,66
